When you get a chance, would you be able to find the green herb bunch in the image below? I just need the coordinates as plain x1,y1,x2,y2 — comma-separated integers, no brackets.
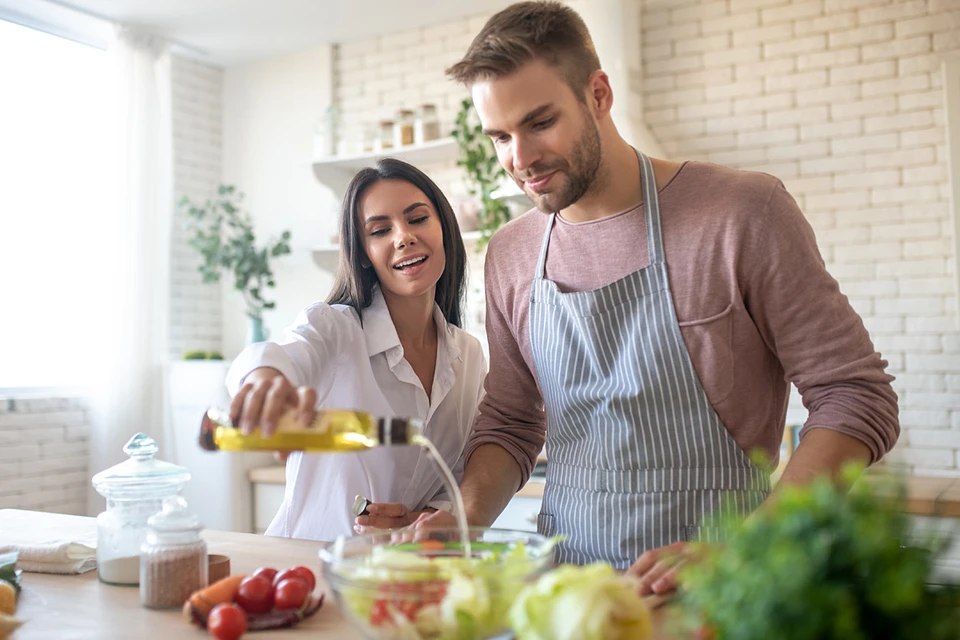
180,185,292,320
678,468,960,640
452,98,512,248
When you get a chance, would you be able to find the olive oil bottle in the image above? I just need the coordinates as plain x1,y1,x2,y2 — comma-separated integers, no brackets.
198,407,423,453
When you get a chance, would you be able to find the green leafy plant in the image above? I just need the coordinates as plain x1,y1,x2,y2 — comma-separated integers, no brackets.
182,351,224,361
677,467,960,640
180,185,292,320
452,98,512,248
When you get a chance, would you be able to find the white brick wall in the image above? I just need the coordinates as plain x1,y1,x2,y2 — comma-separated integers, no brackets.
0,396,91,515
170,56,225,358
642,0,960,475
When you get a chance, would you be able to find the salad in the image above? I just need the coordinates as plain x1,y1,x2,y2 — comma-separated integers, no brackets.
323,536,556,640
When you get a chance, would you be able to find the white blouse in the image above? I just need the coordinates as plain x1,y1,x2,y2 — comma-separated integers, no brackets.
225,288,487,542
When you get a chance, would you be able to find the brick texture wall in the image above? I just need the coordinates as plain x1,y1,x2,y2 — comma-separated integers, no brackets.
642,0,960,475
0,397,91,514
170,55,225,358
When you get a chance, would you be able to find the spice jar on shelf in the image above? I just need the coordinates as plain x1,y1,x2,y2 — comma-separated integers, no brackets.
140,495,208,609
415,104,441,145
374,120,394,152
394,109,415,148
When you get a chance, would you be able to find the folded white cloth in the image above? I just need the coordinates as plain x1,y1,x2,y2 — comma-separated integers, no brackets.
0,537,97,574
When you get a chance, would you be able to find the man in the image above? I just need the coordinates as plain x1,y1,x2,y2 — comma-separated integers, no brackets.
390,1,900,594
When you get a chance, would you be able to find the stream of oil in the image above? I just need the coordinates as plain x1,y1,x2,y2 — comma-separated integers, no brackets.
412,434,471,559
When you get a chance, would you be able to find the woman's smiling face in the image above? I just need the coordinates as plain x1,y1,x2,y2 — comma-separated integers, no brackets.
359,178,447,302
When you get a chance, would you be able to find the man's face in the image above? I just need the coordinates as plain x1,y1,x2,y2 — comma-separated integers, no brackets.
472,59,602,214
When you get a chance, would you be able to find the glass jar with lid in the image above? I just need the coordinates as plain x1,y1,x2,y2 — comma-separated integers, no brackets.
414,104,441,145
91,433,190,586
140,496,208,609
374,120,394,152
394,109,415,148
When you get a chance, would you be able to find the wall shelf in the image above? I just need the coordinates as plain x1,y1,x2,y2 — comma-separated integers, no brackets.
311,230,483,273
312,137,459,198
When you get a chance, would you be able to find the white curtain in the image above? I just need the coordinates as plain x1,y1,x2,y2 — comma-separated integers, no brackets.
87,26,173,515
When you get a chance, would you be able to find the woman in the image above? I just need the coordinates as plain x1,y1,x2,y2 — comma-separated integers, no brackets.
226,158,486,542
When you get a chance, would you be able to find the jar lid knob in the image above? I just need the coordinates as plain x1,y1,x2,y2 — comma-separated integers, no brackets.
123,432,158,460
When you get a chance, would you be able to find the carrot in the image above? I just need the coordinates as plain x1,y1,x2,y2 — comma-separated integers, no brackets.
419,540,445,552
182,574,246,627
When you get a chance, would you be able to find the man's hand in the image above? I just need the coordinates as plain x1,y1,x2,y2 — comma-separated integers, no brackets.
626,541,696,596
354,503,434,534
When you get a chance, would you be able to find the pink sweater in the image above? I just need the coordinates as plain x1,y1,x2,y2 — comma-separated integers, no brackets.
466,161,900,486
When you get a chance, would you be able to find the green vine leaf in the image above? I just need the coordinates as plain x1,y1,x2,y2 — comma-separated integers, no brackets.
180,184,293,318
452,98,513,249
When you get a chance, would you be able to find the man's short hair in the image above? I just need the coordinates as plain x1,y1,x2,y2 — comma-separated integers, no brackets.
445,1,601,102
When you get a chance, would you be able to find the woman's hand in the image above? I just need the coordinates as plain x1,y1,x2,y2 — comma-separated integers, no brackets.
353,503,435,534
229,367,317,437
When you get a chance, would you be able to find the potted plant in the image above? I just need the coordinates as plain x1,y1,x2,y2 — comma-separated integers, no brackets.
179,185,292,344
452,98,512,248
677,466,960,640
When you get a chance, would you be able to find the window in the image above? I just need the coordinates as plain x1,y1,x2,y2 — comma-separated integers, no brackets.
0,19,118,389
946,57,960,321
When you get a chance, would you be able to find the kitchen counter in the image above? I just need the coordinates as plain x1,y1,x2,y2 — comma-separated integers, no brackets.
1,508,677,639
248,466,960,516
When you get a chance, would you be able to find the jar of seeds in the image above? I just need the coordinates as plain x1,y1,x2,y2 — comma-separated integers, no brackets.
140,496,208,609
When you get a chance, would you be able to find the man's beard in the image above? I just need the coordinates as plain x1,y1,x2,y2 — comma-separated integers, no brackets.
514,116,603,214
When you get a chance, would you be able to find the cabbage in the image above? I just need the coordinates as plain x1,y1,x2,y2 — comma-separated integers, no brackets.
509,563,653,640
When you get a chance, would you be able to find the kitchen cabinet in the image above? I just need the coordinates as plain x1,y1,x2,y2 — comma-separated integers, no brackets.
491,494,543,533
249,465,286,534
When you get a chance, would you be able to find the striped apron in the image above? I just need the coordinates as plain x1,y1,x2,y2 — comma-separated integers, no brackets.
531,150,770,568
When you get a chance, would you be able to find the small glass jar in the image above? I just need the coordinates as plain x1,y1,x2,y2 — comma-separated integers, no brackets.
394,109,415,148
91,433,191,587
312,105,338,159
140,496,208,609
360,123,376,154
374,120,394,152
414,104,441,145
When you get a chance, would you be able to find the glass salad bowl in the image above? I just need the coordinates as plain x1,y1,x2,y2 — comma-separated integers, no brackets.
319,528,556,640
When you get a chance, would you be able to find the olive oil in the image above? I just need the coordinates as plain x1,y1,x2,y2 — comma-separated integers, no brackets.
200,407,470,557
198,407,423,453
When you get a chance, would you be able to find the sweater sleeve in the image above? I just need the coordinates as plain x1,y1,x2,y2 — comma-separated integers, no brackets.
462,239,546,488
744,181,900,463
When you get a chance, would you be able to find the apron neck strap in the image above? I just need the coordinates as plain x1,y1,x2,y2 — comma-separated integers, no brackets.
535,213,556,279
636,149,665,264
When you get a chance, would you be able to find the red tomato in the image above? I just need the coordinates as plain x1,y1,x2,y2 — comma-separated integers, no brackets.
290,566,316,592
274,578,309,610
370,599,389,626
234,575,274,614
272,568,307,588
251,566,278,584
397,600,420,620
208,603,247,640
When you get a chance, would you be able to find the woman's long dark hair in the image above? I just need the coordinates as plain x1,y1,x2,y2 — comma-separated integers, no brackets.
326,158,467,328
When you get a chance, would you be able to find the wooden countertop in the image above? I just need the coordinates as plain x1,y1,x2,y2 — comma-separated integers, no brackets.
249,465,960,517
2,509,359,640
2,509,677,639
